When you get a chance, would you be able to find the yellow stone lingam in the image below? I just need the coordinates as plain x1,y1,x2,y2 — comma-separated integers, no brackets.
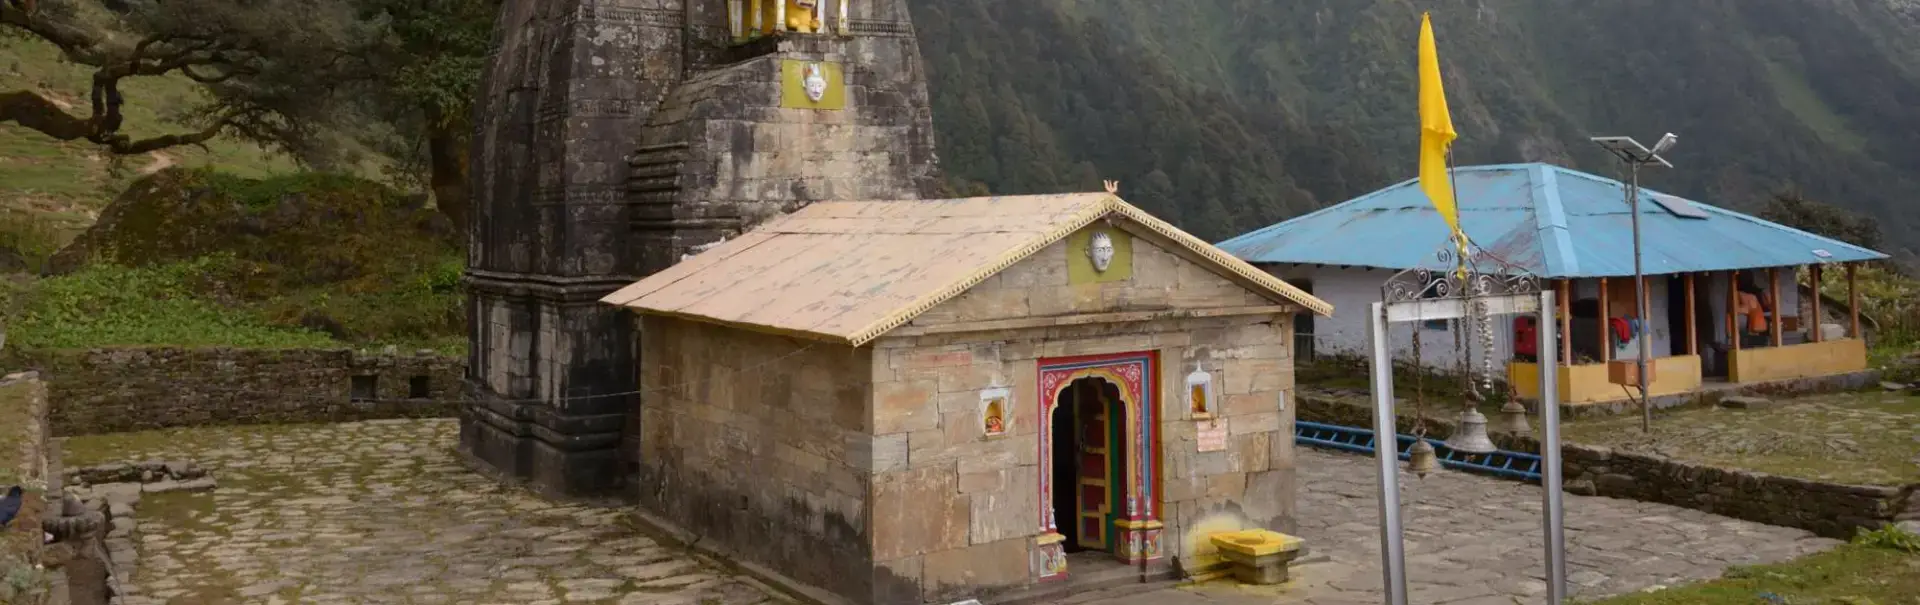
1208,529,1305,585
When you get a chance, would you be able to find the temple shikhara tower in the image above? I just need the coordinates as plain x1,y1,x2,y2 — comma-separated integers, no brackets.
460,0,939,497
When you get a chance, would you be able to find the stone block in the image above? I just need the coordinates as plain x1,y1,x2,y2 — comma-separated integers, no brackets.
1232,433,1271,473
1163,475,1207,503
874,555,924,604
872,466,971,560
875,379,939,434
1229,412,1281,436
933,288,1032,324
936,364,1004,394
1207,472,1248,499
866,433,908,473
892,348,975,370
921,537,1032,599
969,466,1038,544
958,468,1006,494
957,446,1018,476
1223,393,1272,417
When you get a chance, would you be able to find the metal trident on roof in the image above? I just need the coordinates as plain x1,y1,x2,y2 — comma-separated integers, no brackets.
1104,180,1119,194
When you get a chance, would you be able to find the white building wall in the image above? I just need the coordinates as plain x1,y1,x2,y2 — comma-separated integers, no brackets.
1269,266,1515,372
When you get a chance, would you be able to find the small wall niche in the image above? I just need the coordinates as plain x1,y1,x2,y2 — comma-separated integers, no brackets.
350,375,378,402
408,376,431,399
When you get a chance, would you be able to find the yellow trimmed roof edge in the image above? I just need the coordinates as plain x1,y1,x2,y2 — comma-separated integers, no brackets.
601,193,1334,347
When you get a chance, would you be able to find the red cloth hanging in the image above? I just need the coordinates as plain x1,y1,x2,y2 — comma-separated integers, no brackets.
1608,317,1632,343
1513,317,1538,356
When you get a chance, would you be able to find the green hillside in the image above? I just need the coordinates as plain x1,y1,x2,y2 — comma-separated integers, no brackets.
0,34,304,260
911,0,1920,261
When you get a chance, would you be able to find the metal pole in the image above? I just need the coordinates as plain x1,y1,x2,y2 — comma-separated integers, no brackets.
1631,160,1652,433
1538,290,1567,603
1368,302,1409,605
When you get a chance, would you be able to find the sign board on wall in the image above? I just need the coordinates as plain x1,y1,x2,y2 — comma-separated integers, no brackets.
1196,421,1227,452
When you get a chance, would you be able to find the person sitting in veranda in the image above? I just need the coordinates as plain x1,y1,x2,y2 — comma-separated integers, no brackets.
1735,288,1772,348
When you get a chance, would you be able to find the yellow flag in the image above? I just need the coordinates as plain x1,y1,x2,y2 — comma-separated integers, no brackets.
1418,13,1461,239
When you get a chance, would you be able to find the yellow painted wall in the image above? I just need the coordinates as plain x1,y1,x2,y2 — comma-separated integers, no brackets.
1729,339,1868,383
779,59,846,110
1509,355,1703,404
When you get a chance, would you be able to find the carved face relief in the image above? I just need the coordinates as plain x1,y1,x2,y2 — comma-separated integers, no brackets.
803,63,828,102
1088,231,1116,273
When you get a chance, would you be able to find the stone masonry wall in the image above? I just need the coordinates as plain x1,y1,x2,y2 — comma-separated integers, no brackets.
1296,391,1920,539
869,315,1296,603
1,372,53,604
633,316,876,601
20,348,464,436
865,228,1299,603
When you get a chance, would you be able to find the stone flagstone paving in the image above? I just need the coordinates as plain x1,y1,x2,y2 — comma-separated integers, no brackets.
66,419,1839,604
67,419,792,605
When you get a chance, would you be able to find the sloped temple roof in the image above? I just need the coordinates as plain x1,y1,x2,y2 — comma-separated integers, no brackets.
1217,163,1888,278
602,193,1333,346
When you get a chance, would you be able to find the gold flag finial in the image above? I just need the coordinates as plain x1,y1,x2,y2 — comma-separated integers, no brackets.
1103,180,1119,194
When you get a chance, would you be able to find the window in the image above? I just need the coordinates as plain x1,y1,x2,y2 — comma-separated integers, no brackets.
408,376,431,399
350,375,377,402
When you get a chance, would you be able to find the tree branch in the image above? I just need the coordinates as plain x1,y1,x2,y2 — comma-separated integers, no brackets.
1,89,250,156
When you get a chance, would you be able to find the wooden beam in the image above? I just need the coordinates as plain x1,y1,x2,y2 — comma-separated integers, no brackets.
1769,267,1783,347
1684,273,1697,355
1809,265,1822,343
1848,263,1861,339
1728,271,1740,352
1599,277,1611,363
1558,279,1572,365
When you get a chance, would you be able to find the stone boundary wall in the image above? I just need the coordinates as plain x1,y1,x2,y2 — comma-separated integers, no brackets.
15,347,465,436
1297,391,1920,539
1,371,54,604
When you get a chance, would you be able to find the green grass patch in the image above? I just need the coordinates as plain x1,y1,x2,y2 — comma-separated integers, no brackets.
1562,391,1920,485
3,258,338,349
1584,526,1920,605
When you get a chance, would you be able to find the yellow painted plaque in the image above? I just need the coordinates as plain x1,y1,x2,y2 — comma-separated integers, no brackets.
1066,227,1132,284
780,59,846,110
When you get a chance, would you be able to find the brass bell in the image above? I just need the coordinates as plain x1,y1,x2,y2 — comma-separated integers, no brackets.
1407,438,1439,478
1444,408,1499,455
1496,400,1531,435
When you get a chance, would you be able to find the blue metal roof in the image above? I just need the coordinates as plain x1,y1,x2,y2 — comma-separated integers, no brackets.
1217,163,1889,278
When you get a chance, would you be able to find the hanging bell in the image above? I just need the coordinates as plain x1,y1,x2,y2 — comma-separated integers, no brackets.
1407,438,1439,478
1444,408,1499,455
1496,400,1531,435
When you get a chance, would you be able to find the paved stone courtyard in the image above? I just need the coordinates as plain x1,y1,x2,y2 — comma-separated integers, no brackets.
66,419,793,605
65,419,1838,604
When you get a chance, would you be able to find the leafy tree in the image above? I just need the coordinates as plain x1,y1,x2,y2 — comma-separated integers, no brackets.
339,0,495,225
0,0,365,157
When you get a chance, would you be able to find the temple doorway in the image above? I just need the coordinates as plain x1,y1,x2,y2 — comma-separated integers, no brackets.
1049,376,1128,555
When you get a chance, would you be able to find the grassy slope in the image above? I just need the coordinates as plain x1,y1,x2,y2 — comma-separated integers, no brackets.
0,35,299,251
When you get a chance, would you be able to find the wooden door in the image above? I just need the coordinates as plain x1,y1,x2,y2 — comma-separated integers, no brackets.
1074,384,1112,551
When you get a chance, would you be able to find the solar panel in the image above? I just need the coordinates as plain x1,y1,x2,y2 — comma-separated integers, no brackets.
1650,194,1709,220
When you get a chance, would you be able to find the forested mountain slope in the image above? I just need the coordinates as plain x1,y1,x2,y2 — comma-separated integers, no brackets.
911,0,1920,259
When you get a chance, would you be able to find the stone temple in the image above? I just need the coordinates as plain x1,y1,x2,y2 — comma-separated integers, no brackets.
460,0,940,498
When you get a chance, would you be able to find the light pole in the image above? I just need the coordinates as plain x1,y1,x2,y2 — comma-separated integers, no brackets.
1591,134,1677,434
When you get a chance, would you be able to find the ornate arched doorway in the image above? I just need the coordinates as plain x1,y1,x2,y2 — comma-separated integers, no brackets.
1035,352,1163,581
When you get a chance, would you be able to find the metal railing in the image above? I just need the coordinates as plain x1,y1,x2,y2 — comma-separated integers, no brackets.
1294,420,1543,482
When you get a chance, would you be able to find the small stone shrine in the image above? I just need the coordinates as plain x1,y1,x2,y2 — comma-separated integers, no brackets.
601,191,1333,603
